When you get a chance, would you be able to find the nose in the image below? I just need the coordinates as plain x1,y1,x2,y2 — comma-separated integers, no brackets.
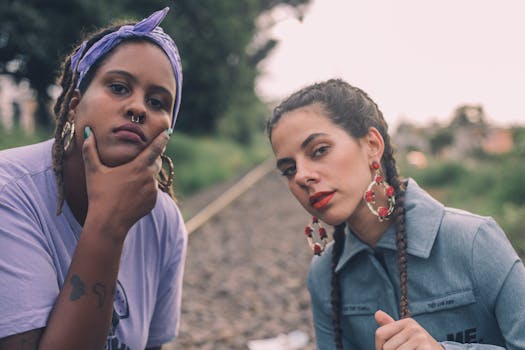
295,161,319,188
126,95,147,124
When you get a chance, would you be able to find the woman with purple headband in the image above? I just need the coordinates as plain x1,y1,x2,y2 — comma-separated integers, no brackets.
0,8,187,350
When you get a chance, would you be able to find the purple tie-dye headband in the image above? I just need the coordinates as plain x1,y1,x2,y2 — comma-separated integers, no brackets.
70,7,183,129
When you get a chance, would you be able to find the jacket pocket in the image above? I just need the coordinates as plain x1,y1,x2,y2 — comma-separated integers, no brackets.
410,289,476,316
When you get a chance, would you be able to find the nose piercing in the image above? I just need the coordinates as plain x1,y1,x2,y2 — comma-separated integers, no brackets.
130,114,142,124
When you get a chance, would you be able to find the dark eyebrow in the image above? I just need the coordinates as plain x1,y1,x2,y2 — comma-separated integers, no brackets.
275,132,328,169
106,70,137,83
301,132,327,149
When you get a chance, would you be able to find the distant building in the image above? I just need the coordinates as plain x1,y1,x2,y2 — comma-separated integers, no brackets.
482,128,514,154
0,75,37,134
393,105,517,162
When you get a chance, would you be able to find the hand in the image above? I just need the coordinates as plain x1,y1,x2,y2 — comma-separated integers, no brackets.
375,310,444,350
82,127,168,237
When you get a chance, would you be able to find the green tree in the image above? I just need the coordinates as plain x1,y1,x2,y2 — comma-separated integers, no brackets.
0,0,309,136
0,0,121,127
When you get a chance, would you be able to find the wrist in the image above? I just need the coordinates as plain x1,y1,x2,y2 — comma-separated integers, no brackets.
83,209,130,244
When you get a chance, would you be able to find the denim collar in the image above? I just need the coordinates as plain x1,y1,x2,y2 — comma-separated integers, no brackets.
336,178,445,272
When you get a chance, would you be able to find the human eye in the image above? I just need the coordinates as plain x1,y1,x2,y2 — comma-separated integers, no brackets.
147,96,166,110
312,145,330,158
280,165,296,178
108,82,128,95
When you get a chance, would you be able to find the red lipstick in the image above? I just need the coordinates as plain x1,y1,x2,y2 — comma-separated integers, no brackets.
309,191,335,210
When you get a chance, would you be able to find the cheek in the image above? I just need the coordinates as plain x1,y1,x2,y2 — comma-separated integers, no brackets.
153,115,171,131
289,183,308,205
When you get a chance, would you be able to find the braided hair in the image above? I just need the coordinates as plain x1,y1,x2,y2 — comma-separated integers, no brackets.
52,21,176,215
267,79,409,348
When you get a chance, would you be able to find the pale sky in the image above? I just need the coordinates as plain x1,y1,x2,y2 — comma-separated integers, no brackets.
255,0,525,130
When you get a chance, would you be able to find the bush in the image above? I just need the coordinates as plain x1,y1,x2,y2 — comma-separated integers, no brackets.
166,131,272,197
410,161,466,188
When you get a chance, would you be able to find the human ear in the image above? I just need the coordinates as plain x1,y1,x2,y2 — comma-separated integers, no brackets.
67,90,82,122
363,127,385,160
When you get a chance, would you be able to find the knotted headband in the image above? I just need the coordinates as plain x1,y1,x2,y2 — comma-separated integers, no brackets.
70,7,183,128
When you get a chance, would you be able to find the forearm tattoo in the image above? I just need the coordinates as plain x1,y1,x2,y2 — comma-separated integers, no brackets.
69,274,86,301
93,283,107,308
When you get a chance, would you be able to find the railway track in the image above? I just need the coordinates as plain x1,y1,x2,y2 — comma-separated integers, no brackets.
163,160,317,350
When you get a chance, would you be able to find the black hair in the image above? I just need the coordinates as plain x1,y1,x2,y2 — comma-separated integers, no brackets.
267,78,409,348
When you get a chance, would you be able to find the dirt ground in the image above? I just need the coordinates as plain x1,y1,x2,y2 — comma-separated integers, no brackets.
170,170,318,350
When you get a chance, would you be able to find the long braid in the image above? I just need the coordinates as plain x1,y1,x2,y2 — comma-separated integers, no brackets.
52,53,80,215
356,87,411,318
382,136,410,318
52,24,177,215
331,223,346,350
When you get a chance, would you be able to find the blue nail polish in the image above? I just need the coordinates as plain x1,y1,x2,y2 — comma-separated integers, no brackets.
84,126,91,139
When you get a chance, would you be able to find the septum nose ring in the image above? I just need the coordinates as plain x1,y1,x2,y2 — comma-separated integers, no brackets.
130,114,142,124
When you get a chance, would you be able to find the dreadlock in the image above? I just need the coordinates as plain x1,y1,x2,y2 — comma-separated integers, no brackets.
267,78,410,347
52,21,176,215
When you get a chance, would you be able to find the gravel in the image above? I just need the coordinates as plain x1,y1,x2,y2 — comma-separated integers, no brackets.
170,170,318,349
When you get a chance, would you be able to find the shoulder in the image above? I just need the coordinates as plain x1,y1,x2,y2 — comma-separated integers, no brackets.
438,206,509,253
148,191,188,247
437,205,520,296
152,192,185,230
0,140,54,193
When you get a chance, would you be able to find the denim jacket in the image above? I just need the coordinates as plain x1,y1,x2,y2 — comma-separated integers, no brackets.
308,179,525,349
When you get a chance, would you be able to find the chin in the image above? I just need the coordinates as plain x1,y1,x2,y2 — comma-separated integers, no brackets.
320,217,347,227
100,151,137,167
307,210,348,227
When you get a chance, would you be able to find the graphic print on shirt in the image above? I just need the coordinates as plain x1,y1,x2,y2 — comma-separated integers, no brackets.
105,280,130,350
446,328,482,344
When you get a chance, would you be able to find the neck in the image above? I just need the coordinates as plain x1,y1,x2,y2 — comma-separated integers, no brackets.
347,201,391,247
62,151,88,226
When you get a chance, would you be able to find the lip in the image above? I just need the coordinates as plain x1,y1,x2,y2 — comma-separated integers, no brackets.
113,123,147,143
309,191,335,210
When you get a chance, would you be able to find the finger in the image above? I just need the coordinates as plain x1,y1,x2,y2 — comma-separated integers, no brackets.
375,310,397,350
375,310,396,326
153,155,162,175
137,129,169,167
381,327,411,350
82,126,103,173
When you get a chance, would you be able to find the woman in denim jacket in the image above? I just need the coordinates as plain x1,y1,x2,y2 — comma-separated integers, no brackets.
267,78,525,349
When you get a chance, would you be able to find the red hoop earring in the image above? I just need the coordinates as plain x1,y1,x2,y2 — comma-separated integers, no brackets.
364,161,395,221
304,216,328,255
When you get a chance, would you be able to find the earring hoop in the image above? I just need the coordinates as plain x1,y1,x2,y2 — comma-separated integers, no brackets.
61,120,75,152
159,153,174,189
304,216,328,255
364,161,395,221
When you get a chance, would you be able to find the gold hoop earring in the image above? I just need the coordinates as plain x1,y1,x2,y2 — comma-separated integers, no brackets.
61,120,75,152
159,153,174,189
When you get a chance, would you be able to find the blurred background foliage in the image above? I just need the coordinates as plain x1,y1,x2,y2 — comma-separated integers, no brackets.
0,0,308,139
0,0,308,197
1,0,523,254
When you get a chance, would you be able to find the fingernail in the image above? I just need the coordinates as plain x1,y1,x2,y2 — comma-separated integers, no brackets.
166,128,173,137
84,126,91,139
